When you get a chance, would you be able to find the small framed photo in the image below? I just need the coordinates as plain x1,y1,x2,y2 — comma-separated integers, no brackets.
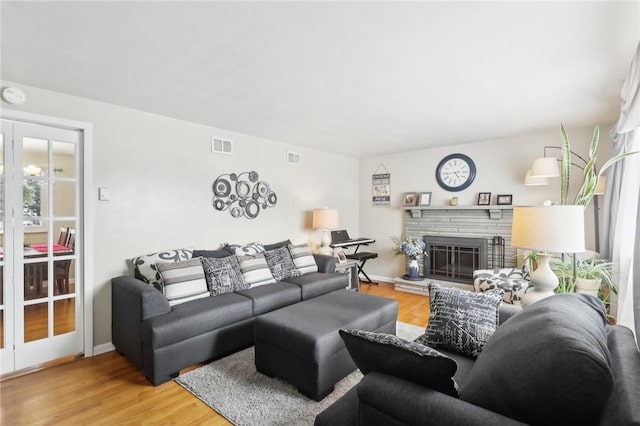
403,192,417,206
334,247,347,264
477,192,492,205
417,192,432,206
497,194,513,205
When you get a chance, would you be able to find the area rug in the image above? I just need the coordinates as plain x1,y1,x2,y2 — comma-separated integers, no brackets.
175,321,424,425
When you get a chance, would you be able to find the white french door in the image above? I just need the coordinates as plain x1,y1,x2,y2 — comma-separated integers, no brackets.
1,119,84,373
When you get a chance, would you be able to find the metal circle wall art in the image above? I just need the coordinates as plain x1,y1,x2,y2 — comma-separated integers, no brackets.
212,171,277,219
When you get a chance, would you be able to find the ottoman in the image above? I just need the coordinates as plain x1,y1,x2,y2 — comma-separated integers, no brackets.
254,289,398,401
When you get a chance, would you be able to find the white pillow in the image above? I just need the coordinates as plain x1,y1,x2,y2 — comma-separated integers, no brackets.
288,243,318,275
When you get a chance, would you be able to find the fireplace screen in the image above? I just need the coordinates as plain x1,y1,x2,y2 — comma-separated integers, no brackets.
424,236,488,284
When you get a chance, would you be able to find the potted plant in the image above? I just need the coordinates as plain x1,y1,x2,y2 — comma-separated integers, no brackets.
550,256,616,301
391,235,427,280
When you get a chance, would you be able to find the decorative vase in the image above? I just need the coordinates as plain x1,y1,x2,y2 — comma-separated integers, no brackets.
407,259,420,279
574,278,601,298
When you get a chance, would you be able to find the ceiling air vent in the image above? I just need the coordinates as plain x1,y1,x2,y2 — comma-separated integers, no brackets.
287,151,302,165
211,137,233,154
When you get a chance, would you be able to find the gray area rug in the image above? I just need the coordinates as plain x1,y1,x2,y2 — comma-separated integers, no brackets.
175,321,424,425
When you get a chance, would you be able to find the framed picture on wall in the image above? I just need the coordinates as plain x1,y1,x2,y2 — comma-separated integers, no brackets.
497,194,513,205
477,192,491,205
417,192,432,206
403,192,417,206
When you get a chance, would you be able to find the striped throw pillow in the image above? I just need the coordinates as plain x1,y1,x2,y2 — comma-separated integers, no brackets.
130,248,193,290
237,253,276,288
156,258,210,306
288,243,318,275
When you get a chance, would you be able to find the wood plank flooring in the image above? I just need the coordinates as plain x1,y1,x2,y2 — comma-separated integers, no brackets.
0,282,429,425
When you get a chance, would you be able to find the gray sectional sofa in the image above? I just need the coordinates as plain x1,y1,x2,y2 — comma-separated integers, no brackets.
112,250,348,385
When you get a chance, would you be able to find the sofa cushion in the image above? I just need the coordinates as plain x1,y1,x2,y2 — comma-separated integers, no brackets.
288,243,318,275
340,329,459,397
283,272,347,299
155,258,210,306
263,239,291,251
237,253,277,288
201,256,248,296
223,241,265,256
416,283,503,357
460,293,613,426
131,248,193,290
192,249,232,258
141,292,253,348
236,281,301,315
264,246,300,281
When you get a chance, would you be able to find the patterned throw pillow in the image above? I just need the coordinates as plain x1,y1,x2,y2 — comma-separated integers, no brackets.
264,246,300,281
223,241,265,256
237,253,277,288
473,268,530,304
416,283,503,358
340,329,459,397
155,258,209,306
131,249,193,290
288,243,318,275
201,256,248,296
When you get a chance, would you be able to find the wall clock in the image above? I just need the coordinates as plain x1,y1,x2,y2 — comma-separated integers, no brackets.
435,153,476,192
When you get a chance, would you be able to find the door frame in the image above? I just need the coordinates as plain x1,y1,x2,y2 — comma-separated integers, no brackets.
1,108,94,358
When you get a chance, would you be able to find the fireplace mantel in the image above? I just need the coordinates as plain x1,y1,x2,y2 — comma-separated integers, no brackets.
403,205,513,219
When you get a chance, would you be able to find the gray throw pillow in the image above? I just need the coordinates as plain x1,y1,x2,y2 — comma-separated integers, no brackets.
201,256,248,296
416,283,503,358
460,293,613,426
340,329,459,397
264,246,300,281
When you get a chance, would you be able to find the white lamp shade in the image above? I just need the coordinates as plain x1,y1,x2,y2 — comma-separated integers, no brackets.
511,205,585,253
312,208,339,229
530,157,559,178
523,170,549,186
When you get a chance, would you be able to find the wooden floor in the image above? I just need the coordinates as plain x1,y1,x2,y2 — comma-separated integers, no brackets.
0,282,429,425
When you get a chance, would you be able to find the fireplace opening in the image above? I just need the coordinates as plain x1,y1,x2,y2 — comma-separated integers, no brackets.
423,236,488,284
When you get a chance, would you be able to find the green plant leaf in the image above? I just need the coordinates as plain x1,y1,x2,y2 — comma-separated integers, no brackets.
560,125,571,205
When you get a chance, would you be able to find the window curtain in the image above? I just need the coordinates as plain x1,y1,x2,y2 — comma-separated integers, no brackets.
602,42,640,344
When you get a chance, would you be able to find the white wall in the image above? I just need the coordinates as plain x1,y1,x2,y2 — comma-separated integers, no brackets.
1,80,360,347
359,125,613,281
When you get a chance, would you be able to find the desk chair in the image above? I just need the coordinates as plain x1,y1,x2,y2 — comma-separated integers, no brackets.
346,251,378,284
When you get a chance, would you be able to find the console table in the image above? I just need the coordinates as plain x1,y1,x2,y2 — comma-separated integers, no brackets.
335,259,359,291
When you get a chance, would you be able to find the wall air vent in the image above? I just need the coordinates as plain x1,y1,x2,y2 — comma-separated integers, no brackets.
287,151,302,165
212,137,233,154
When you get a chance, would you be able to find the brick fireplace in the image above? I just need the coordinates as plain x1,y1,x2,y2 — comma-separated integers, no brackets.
403,206,516,285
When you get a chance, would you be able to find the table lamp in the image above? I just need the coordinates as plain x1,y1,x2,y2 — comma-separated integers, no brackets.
511,205,585,307
312,208,339,255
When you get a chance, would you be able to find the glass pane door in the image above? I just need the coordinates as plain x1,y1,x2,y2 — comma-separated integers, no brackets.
1,119,83,372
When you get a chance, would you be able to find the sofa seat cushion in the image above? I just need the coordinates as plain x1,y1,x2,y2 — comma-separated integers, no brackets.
284,272,347,299
141,292,253,349
460,293,613,426
236,281,301,315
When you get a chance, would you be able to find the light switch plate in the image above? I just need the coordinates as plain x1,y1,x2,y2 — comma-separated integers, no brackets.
98,187,111,201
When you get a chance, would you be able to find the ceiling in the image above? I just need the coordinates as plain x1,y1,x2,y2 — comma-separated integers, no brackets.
1,1,638,158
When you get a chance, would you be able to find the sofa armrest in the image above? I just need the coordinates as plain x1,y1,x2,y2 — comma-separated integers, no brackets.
111,276,171,369
314,254,336,273
357,373,527,426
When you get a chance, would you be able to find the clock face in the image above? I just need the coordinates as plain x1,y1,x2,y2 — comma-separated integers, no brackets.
436,153,476,192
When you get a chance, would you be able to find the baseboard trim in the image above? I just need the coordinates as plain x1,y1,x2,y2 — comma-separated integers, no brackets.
93,342,115,356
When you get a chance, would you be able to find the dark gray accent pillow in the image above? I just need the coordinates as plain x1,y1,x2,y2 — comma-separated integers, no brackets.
193,249,232,258
340,329,459,397
263,239,292,251
201,256,248,296
460,293,613,426
416,283,503,358
264,246,300,281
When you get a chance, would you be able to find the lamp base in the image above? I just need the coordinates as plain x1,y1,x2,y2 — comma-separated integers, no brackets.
316,229,333,256
317,246,334,256
521,253,558,308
